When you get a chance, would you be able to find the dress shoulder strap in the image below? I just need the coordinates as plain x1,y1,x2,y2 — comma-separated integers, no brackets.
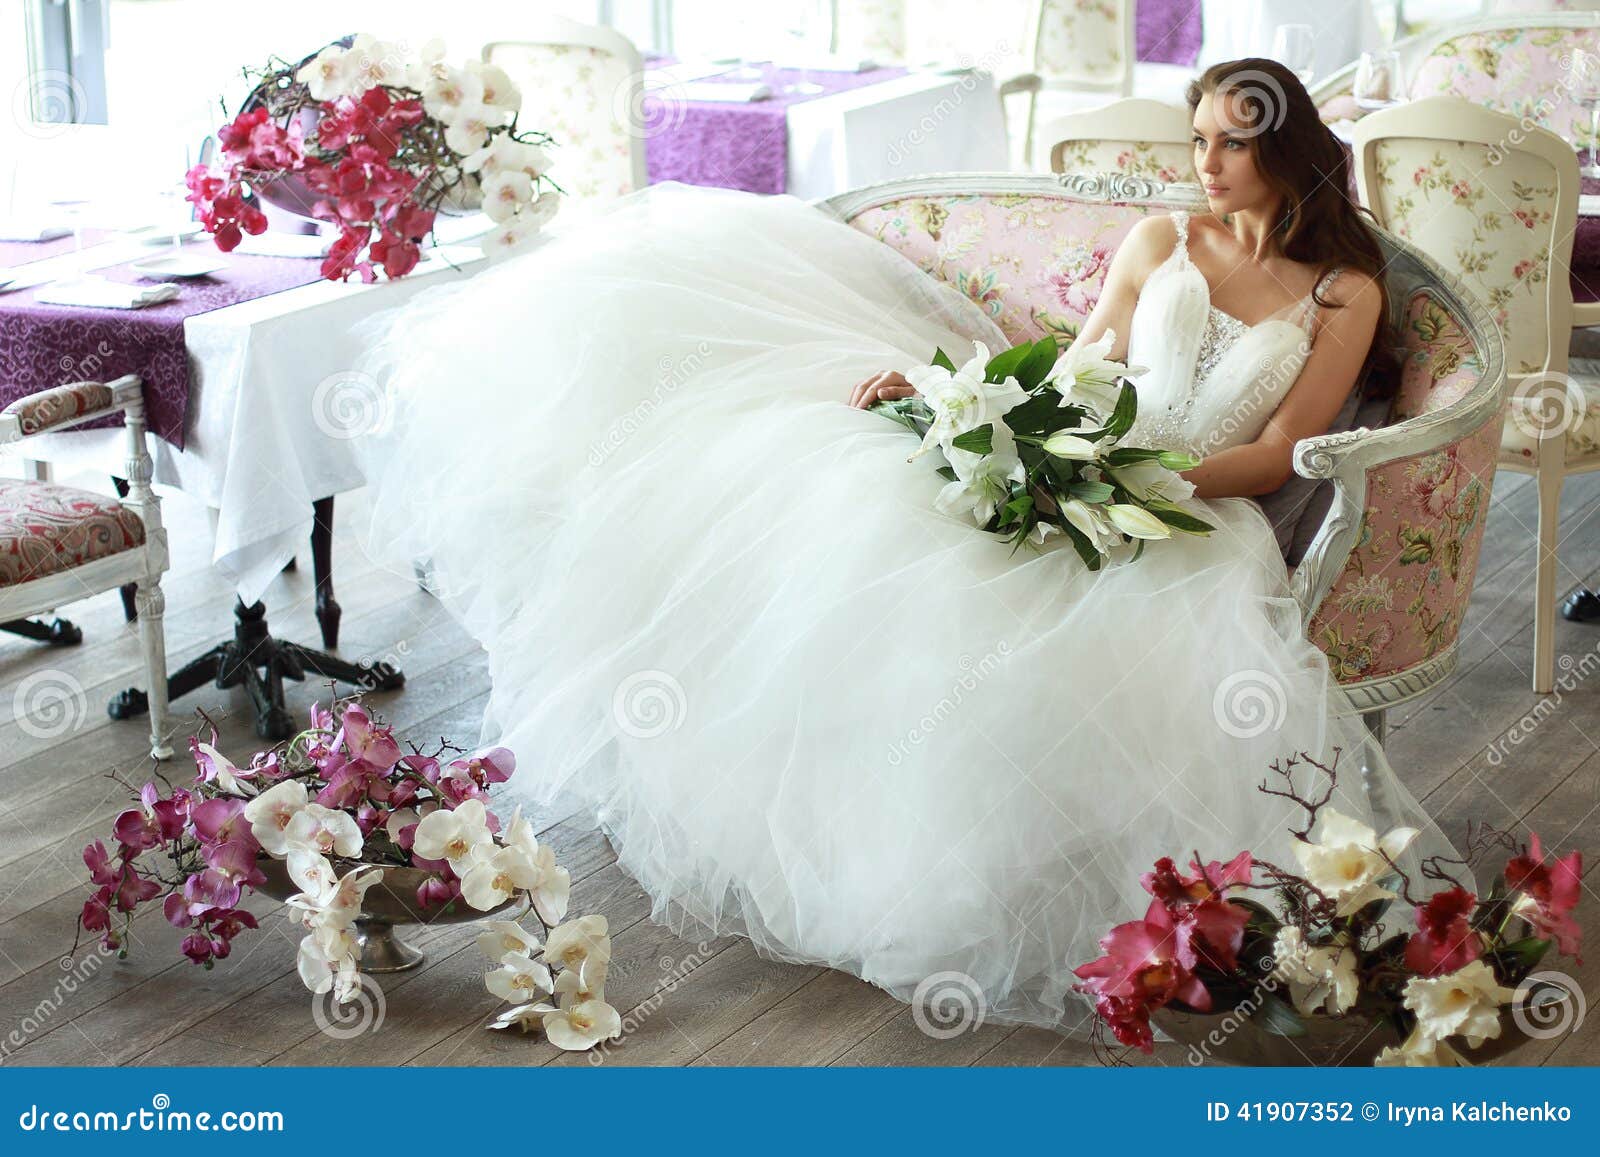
1301,265,1345,335
1169,211,1191,262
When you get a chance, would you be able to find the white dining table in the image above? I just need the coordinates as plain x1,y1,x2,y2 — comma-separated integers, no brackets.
14,234,487,607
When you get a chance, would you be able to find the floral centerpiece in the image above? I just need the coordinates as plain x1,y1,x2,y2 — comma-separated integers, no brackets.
873,330,1214,566
186,33,560,281
1072,751,1584,1066
77,698,621,1051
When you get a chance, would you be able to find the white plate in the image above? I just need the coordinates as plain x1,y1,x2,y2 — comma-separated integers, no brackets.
130,252,226,280
126,222,206,245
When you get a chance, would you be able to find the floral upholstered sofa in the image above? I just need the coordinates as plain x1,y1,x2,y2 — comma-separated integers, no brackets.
818,172,1509,733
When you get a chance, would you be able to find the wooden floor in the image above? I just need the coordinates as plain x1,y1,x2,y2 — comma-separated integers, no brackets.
2,467,1599,1068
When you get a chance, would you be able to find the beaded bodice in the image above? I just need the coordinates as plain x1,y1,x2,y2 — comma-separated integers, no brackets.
1123,211,1343,458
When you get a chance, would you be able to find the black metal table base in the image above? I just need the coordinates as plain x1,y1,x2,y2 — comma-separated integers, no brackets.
1563,587,1600,622
0,616,82,646
108,598,403,742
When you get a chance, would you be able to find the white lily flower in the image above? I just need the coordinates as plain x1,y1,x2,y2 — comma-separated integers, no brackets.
904,341,1029,461
554,956,609,1007
485,951,555,1003
411,798,492,869
1293,810,1419,917
298,46,356,102
1047,329,1146,414
1375,1028,1469,1066
476,920,543,962
1060,498,1115,554
481,170,534,224
1029,521,1061,545
460,844,543,911
934,426,1025,527
1402,960,1517,1048
1270,927,1360,1016
243,780,308,855
487,1001,560,1032
1104,503,1172,540
542,999,623,1050
1112,458,1198,503
545,915,612,972
1041,431,1099,460
283,803,363,859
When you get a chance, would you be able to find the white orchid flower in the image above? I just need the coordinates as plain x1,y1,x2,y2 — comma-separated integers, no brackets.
485,951,554,1003
1111,458,1197,503
545,915,612,973
476,920,543,962
554,956,609,1007
529,844,571,926
1270,927,1360,1016
287,849,339,905
934,423,1025,527
283,803,363,859
487,1001,560,1032
193,741,259,797
463,137,551,182
542,999,623,1051
1060,498,1115,554
295,932,357,996
411,798,492,869
404,37,449,90
1374,1027,1469,1066
444,104,496,156
343,34,406,91
466,58,521,116
1047,329,1146,415
1293,810,1418,917
1402,960,1517,1048
481,170,535,224
1104,504,1172,541
243,779,308,855
460,844,544,911
297,46,356,103
483,211,546,259
422,65,483,124
325,864,384,918
384,806,420,846
904,341,1029,461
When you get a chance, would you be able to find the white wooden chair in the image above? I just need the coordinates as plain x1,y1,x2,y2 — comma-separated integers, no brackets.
484,17,648,213
0,376,173,759
1354,97,1583,694
1043,97,1192,182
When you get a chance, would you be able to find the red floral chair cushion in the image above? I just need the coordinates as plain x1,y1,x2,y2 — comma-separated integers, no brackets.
0,478,146,588
1,381,114,436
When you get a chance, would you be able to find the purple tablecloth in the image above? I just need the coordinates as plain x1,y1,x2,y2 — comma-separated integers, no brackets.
1139,0,1204,67
0,230,113,270
0,243,328,448
644,59,909,195
1572,176,1600,304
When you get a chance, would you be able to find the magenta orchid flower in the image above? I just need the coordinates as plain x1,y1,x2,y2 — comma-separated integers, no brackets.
1404,887,1483,976
1505,834,1584,959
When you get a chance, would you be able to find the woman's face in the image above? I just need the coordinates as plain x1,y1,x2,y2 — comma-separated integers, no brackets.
1191,90,1277,219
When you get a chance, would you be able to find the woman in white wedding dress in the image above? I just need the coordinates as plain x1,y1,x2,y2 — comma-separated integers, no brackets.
362,60,1459,1031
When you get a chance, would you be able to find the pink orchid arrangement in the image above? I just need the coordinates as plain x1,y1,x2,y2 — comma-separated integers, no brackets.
75,698,604,1039
187,34,560,281
1073,752,1584,1065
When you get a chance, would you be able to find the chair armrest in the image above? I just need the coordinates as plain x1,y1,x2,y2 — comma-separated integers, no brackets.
997,71,1042,99
0,376,143,443
1572,300,1600,330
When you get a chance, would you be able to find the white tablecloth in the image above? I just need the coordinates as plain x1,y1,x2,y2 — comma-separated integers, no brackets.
1200,0,1390,89
784,68,1011,198
22,244,486,606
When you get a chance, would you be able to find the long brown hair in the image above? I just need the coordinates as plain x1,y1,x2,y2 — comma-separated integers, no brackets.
1185,58,1398,397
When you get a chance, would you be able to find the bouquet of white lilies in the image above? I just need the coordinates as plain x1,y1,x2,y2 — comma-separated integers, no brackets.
872,331,1213,567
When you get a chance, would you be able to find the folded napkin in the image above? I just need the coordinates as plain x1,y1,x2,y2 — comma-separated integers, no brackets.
675,81,773,103
229,231,333,258
643,62,736,88
774,55,877,73
34,277,179,309
0,221,73,242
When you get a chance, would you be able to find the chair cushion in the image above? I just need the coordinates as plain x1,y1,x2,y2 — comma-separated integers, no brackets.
0,479,146,588
1500,360,1600,464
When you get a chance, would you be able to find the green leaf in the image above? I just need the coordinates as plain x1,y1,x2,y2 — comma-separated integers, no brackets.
1100,381,1139,440
1058,520,1103,569
931,347,956,373
1066,480,1115,504
1000,493,1034,527
1012,337,1059,392
984,342,1032,381
1003,393,1069,437
1101,446,1168,466
935,465,958,482
1144,501,1215,534
1246,994,1308,1038
950,424,994,455
1495,936,1552,975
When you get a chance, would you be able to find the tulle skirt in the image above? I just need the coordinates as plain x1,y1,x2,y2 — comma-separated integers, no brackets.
360,182,1455,1030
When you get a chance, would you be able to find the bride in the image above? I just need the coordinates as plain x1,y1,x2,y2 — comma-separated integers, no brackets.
361,59,1458,1031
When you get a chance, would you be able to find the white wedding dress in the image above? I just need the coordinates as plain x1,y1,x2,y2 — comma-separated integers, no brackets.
361,185,1456,1031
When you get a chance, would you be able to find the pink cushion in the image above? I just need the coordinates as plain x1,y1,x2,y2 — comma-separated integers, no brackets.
0,478,145,588
1,381,114,436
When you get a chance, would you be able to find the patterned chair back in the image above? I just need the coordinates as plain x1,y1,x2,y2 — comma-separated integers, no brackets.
1045,98,1193,184
834,0,1034,77
485,23,648,212
819,172,1508,708
1033,0,1135,92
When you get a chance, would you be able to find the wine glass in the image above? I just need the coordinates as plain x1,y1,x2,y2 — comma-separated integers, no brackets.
1570,50,1600,178
1354,51,1403,112
1271,24,1316,88
774,2,827,96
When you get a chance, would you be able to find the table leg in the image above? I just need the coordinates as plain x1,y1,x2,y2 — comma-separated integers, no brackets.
312,495,340,650
112,476,138,623
0,617,82,645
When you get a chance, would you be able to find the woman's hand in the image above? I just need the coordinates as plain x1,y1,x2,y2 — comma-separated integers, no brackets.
849,370,918,409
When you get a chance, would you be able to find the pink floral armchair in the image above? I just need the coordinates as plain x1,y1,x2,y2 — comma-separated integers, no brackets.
818,172,1510,735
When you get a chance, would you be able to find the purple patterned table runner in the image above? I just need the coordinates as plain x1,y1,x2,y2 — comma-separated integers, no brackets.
644,57,910,195
0,244,329,448
1139,0,1204,67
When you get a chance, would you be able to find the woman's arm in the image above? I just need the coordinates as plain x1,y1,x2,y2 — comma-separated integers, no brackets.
1182,272,1383,499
